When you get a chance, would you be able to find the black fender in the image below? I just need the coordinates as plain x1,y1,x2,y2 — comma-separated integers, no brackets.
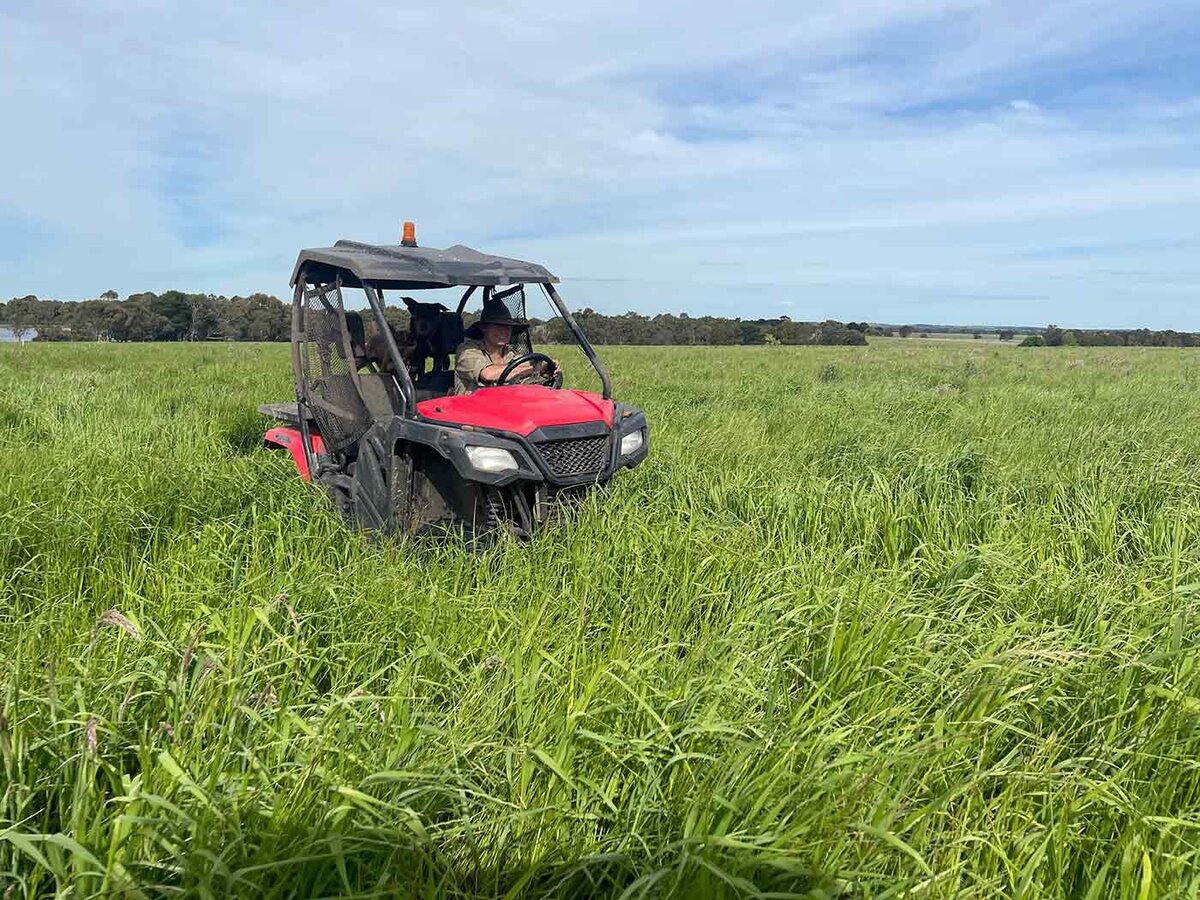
381,416,543,487
349,424,413,532
614,403,650,469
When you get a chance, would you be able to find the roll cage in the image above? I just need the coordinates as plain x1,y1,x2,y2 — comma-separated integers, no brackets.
288,239,612,467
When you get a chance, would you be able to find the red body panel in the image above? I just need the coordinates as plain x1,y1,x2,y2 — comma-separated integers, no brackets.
416,385,614,436
265,427,325,481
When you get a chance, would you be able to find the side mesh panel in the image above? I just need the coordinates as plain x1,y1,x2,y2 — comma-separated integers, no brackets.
300,283,371,454
496,286,532,356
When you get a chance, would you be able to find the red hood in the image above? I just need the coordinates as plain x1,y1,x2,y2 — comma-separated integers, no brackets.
416,385,614,436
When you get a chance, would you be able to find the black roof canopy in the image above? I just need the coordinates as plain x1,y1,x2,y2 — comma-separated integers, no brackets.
291,240,558,290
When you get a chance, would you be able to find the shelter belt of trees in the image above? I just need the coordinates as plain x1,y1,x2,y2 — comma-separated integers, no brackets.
0,293,870,345
4,294,1197,348
1,292,289,342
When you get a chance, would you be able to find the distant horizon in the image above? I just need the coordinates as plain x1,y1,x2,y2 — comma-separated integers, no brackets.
5,291,1199,337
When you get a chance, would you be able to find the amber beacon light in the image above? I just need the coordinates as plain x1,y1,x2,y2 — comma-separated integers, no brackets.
401,221,417,247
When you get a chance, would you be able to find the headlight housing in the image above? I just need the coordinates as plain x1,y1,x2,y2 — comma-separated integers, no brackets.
465,446,519,474
620,429,645,457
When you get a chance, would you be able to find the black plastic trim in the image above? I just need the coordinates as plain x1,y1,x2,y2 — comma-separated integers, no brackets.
386,401,647,489
614,404,650,469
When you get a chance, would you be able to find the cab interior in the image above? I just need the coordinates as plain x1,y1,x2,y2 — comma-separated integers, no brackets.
342,284,534,409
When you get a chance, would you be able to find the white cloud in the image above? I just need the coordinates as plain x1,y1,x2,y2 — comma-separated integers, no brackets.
0,0,1198,328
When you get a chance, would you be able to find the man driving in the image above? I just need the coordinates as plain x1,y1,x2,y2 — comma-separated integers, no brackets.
454,298,560,395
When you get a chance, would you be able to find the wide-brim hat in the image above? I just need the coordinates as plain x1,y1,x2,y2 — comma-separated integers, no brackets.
477,297,528,327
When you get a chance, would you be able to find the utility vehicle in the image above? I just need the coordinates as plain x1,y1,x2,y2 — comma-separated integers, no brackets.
259,224,649,540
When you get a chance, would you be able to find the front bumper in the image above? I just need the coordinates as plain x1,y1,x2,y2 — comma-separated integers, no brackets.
398,403,649,488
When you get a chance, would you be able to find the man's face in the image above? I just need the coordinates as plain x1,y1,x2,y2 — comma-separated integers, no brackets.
483,323,511,346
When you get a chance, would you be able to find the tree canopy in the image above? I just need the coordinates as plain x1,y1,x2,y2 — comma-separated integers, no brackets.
1,292,289,342
3,295,870,346
535,309,866,346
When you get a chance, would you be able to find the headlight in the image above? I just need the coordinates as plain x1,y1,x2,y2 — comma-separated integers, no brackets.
620,429,644,457
465,446,519,474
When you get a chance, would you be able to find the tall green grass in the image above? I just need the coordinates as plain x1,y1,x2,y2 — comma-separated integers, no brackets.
2,340,1200,898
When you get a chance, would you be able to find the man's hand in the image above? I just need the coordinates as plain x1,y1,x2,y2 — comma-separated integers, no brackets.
479,358,559,385
532,358,561,378
480,361,533,384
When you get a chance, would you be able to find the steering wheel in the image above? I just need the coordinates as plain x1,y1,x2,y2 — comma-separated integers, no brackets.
496,352,562,389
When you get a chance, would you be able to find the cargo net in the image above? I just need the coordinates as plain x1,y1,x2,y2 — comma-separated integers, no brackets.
300,283,372,454
494,285,532,356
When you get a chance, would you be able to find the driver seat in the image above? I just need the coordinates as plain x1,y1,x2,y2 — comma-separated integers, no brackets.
413,369,454,402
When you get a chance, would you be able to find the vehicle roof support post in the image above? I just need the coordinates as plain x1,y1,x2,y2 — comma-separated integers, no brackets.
455,285,477,315
289,277,315,478
362,283,416,414
542,284,612,400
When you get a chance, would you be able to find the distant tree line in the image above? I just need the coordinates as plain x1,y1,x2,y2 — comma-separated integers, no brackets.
14,294,1193,349
1,292,290,342
2,294,871,346
536,310,867,345
1020,325,1200,348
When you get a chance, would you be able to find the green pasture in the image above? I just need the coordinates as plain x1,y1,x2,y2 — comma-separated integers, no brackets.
2,340,1200,898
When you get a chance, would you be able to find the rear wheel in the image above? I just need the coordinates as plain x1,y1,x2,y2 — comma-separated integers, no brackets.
314,457,355,523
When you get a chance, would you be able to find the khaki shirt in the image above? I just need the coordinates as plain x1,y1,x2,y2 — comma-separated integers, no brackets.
454,339,517,395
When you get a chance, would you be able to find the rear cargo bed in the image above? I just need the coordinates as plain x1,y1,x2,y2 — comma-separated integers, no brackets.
257,402,314,429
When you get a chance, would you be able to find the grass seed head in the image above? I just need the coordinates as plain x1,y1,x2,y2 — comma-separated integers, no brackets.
119,683,136,717
180,626,202,675
273,592,300,630
250,683,278,709
94,608,141,641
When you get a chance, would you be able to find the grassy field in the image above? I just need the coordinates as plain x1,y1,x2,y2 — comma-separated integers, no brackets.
3,339,1200,898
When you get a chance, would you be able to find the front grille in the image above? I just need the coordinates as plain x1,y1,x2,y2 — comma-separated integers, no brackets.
536,436,609,479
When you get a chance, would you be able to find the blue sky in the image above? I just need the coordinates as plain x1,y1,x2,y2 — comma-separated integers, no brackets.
1,0,1198,328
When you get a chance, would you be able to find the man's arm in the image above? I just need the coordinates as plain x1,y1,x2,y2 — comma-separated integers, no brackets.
479,360,534,383
455,345,490,390
456,345,535,388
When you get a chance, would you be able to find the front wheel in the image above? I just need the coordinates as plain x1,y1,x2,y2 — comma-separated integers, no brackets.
467,486,532,549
